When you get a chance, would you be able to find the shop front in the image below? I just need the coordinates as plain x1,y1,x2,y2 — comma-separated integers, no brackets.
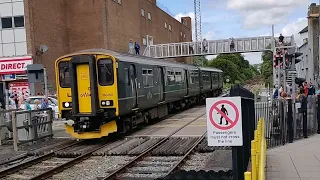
0,56,33,102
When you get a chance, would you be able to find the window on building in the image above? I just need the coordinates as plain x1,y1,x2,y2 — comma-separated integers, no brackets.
143,37,147,46
98,59,114,86
165,23,167,29
113,0,121,4
180,32,182,36
148,12,152,20
168,25,172,31
141,9,145,17
142,69,153,87
14,16,24,28
2,17,12,29
184,34,186,39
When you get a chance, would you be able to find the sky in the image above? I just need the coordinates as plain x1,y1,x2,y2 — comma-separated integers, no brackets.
157,0,317,65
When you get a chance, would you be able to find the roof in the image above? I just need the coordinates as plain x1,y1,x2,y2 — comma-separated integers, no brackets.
299,26,308,34
67,49,223,72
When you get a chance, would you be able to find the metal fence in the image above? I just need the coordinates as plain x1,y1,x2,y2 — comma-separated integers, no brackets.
255,96,319,149
0,108,54,151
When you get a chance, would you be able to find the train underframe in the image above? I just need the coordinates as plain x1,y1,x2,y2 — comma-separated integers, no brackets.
64,88,222,139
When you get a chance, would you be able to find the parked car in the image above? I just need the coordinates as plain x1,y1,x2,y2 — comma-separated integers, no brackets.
20,96,59,119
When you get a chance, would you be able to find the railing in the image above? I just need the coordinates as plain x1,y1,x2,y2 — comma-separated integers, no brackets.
143,35,294,58
244,118,267,180
0,108,54,151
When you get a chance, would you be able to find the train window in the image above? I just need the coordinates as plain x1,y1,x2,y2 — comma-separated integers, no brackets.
167,70,175,85
98,59,114,86
142,68,153,87
175,71,182,84
124,68,130,85
58,61,71,88
193,71,199,83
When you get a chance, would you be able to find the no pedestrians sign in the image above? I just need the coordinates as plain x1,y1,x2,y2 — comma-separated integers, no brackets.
206,97,243,146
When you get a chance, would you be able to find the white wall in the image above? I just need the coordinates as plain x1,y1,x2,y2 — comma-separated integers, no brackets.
296,41,314,84
0,0,26,57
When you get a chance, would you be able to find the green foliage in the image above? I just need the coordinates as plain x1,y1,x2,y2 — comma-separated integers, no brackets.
208,53,260,84
261,50,273,86
193,56,209,66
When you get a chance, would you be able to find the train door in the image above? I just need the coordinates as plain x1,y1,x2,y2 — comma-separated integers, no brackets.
157,67,165,102
184,70,189,96
129,64,138,108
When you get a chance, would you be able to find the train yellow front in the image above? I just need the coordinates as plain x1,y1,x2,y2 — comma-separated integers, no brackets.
55,49,223,139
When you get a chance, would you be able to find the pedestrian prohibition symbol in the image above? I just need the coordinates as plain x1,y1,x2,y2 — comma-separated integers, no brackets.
206,97,243,147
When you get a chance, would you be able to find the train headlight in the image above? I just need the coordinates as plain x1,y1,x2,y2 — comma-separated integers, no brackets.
101,100,113,106
63,102,72,108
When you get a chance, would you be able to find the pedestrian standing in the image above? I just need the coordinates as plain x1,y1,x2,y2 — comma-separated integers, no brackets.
134,42,140,55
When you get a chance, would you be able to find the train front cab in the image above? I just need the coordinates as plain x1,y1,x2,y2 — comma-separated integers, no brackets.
57,53,119,139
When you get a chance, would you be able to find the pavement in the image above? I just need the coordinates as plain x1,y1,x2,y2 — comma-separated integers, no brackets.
267,134,320,180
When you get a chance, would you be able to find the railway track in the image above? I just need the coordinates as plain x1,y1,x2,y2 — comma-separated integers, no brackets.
100,113,206,180
0,98,224,180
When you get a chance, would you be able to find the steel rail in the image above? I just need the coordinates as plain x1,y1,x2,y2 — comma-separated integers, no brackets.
0,140,83,178
164,131,207,177
103,112,205,180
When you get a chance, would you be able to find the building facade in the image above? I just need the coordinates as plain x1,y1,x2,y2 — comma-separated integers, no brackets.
0,0,32,100
24,0,192,92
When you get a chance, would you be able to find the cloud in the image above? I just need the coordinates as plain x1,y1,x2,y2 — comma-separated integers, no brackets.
226,0,309,28
281,18,307,47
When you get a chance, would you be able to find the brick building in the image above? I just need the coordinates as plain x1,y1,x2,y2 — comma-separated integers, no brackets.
24,0,192,91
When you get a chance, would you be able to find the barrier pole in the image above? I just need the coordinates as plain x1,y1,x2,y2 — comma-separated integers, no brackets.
244,172,252,180
251,140,257,180
11,111,18,151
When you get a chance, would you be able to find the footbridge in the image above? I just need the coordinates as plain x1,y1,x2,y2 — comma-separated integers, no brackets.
143,36,294,58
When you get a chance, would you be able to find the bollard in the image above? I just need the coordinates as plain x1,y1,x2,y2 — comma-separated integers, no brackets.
244,172,252,180
287,99,293,143
251,140,257,180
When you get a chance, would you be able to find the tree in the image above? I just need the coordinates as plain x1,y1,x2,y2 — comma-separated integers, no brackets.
261,50,273,86
209,58,241,83
193,56,209,66
208,53,261,85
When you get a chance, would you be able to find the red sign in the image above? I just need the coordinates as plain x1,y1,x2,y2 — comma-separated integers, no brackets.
0,56,33,75
209,100,239,130
9,82,30,98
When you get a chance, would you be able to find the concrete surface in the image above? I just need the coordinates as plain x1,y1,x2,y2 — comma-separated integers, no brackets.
267,134,320,180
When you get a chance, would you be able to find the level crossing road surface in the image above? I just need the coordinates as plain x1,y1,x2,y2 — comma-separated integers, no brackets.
126,106,206,138
267,134,320,180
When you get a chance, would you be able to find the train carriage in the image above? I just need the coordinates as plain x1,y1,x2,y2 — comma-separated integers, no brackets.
55,49,223,139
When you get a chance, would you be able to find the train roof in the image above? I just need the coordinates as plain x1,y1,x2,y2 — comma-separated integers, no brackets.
69,49,223,72
198,66,223,73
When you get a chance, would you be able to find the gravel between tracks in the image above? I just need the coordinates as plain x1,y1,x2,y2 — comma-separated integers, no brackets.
181,150,233,172
48,156,136,180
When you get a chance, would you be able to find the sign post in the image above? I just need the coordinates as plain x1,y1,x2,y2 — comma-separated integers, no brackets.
206,96,243,146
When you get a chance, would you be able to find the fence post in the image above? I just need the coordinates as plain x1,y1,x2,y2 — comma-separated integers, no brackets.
11,111,18,151
302,97,308,138
317,95,320,134
287,99,293,143
48,109,53,137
